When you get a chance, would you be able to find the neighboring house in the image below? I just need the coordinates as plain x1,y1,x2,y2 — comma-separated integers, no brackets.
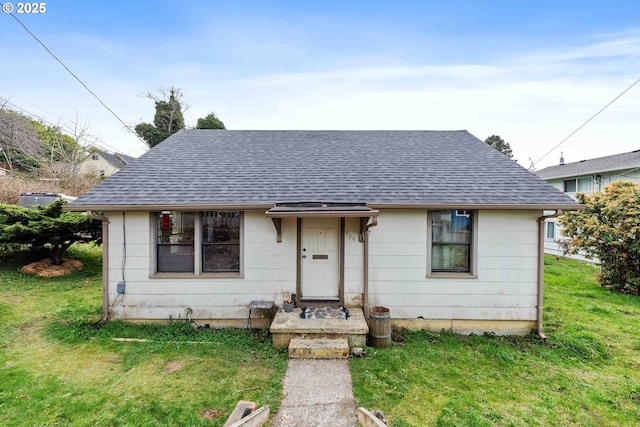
536,150,640,260
67,130,577,336
78,150,136,178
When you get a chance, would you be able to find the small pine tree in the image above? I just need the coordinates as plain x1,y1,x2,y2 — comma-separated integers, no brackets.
0,201,101,264
484,135,513,158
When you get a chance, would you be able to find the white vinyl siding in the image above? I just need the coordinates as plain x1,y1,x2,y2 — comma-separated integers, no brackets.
368,210,539,322
106,209,541,329
106,211,297,321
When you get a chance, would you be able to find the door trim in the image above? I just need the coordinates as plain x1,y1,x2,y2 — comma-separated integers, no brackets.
296,218,345,305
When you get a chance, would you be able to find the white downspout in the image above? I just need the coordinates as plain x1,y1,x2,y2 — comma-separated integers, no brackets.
537,210,562,339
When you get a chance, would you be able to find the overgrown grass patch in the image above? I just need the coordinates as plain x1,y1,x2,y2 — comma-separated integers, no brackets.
351,256,640,426
0,244,287,427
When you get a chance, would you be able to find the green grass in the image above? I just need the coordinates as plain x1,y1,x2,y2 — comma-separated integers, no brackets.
3,248,640,426
351,256,640,426
0,244,287,426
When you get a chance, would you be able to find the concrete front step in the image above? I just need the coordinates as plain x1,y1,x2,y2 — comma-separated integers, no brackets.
288,338,350,359
270,308,368,349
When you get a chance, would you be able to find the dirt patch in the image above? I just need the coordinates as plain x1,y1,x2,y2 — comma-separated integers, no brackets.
163,360,184,374
198,408,222,420
21,258,83,278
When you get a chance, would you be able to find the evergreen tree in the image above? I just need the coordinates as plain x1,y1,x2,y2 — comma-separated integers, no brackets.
196,112,226,130
0,201,101,264
484,135,513,158
135,87,186,148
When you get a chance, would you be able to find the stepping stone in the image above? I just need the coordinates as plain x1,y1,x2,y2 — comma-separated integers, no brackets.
288,338,349,359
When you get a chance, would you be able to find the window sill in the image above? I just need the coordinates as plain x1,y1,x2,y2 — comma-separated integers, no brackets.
150,273,244,279
427,272,477,279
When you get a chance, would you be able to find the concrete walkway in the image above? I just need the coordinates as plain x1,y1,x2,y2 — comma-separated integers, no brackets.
271,359,358,427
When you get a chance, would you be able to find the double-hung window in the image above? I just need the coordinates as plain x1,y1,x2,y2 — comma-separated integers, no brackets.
546,221,556,240
430,210,474,274
155,210,241,275
157,211,195,273
202,211,240,273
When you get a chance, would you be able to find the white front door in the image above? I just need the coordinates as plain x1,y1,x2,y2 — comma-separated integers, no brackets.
302,218,339,300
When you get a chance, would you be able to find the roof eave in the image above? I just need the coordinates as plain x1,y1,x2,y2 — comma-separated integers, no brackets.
537,165,640,180
367,203,583,210
65,202,584,212
64,203,274,212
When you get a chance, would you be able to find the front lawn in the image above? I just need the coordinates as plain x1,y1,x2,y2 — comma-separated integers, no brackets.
351,256,640,426
2,248,639,426
0,245,287,427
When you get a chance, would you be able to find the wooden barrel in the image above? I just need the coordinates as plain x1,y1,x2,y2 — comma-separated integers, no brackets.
369,306,391,348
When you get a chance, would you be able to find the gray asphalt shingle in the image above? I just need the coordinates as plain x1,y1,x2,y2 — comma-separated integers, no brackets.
88,150,136,169
70,130,576,209
536,149,640,180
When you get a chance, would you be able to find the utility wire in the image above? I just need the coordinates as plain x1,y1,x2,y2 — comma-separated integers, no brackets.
534,76,640,166
3,7,149,150
0,85,110,150
1,95,124,155
3,99,126,155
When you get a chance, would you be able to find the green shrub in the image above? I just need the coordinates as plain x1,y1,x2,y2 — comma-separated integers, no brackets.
561,181,640,294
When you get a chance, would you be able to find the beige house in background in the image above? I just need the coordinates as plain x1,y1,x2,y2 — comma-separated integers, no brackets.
67,130,578,337
78,150,136,178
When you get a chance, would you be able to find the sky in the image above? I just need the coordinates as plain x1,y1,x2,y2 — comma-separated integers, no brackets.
1,0,639,170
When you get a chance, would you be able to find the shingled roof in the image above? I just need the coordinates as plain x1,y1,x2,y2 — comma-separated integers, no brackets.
536,149,640,180
69,130,577,211
91,150,137,168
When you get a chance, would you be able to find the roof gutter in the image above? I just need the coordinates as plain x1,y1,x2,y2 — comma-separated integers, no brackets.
64,203,273,212
537,209,562,339
368,203,581,210
65,203,583,212
87,211,110,321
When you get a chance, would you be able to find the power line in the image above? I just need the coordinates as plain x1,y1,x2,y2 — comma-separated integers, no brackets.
2,6,149,150
0,88,120,151
0,85,98,142
0,84,57,118
534,76,640,166
3,99,125,155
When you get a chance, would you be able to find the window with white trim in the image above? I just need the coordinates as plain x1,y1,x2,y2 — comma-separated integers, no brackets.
564,177,591,193
155,210,241,274
564,179,577,193
546,221,555,240
430,210,473,274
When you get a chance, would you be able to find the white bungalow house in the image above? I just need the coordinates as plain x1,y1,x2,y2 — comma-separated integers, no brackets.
67,130,578,336
78,149,136,178
536,150,640,259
